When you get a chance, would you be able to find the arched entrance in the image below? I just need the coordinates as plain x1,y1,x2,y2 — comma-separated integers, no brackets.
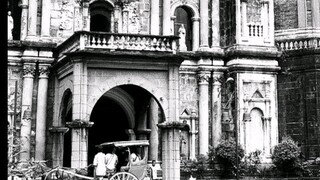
60,89,72,167
88,85,164,167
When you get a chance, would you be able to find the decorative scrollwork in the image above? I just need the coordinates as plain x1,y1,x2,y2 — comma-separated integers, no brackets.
39,65,50,78
23,64,36,77
197,73,210,84
212,74,223,84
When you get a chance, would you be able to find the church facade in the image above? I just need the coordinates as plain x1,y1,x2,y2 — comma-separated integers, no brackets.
7,0,320,179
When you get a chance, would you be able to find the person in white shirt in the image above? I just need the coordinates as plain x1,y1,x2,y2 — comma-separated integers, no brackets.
105,147,118,173
93,146,106,180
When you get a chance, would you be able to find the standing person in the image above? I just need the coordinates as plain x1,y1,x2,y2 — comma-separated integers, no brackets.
93,145,106,180
105,147,118,173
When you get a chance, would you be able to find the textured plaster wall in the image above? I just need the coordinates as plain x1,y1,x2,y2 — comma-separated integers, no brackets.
278,54,320,158
274,0,298,30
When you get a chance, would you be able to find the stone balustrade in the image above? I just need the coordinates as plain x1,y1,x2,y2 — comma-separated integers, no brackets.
56,31,179,61
276,37,320,51
248,23,263,37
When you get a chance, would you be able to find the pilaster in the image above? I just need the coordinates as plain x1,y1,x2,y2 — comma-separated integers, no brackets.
163,0,171,35
312,0,320,27
211,73,223,148
199,0,209,49
211,0,220,48
27,0,37,38
149,98,159,161
40,0,51,37
192,17,200,51
19,0,28,40
151,0,160,35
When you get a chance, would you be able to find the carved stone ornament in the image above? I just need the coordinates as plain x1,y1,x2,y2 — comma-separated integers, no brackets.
38,66,50,78
197,73,210,84
212,74,223,84
23,64,36,77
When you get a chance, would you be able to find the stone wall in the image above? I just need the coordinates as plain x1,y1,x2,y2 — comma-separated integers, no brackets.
277,54,320,159
274,0,298,30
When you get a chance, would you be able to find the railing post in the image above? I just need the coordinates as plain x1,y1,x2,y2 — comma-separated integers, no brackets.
79,32,87,50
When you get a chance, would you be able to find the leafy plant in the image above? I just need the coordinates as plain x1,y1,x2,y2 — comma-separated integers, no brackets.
239,150,262,176
214,138,245,177
271,136,301,177
180,154,209,178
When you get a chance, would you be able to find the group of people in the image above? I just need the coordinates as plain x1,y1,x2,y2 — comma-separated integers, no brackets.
93,146,118,180
93,146,142,179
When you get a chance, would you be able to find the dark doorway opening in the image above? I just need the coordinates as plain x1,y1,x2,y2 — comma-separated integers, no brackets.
88,96,129,165
63,109,72,167
89,1,113,32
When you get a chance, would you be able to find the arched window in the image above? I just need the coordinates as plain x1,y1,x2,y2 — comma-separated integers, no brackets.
89,1,113,32
174,6,193,51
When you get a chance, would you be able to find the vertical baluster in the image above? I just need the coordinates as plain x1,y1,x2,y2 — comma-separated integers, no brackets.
166,39,171,51
299,41,303,49
253,25,256,36
92,35,97,47
152,37,157,51
102,35,107,47
110,35,114,49
248,24,252,36
289,41,293,50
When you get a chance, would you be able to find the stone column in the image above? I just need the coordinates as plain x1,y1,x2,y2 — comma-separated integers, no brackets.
189,110,197,160
41,0,51,37
199,0,209,49
151,0,160,35
149,98,159,161
114,5,122,33
19,0,28,40
197,71,210,155
20,63,36,161
312,0,320,27
212,73,222,148
211,0,220,48
35,65,50,161
162,0,171,35
241,1,247,37
27,0,37,38
191,17,200,51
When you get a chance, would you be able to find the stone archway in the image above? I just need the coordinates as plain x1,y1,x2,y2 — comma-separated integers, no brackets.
87,85,164,169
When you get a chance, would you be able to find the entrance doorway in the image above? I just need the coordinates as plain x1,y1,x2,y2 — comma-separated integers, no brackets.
87,85,163,166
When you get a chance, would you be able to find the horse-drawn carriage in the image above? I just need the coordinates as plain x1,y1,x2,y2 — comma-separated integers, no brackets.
45,140,161,180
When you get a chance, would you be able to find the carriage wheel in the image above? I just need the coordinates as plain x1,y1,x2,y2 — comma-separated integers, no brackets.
109,172,138,180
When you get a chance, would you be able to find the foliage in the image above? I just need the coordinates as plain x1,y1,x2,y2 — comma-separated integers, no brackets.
300,157,320,177
7,124,52,179
180,154,209,178
214,138,245,177
271,136,301,177
239,150,262,176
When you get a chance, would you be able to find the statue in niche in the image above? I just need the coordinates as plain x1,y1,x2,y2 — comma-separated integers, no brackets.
178,24,187,51
8,11,13,40
128,6,141,33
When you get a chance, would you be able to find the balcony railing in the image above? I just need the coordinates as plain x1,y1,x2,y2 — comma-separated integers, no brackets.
248,23,263,37
56,31,179,61
275,28,320,51
276,37,320,51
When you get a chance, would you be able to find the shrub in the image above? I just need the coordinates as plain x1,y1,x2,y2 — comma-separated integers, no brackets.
240,150,262,176
214,138,245,177
180,154,209,178
271,136,301,177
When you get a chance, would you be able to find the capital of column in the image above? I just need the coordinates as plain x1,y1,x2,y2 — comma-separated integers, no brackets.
23,63,36,78
191,17,200,22
197,72,210,84
38,65,50,79
212,74,223,85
